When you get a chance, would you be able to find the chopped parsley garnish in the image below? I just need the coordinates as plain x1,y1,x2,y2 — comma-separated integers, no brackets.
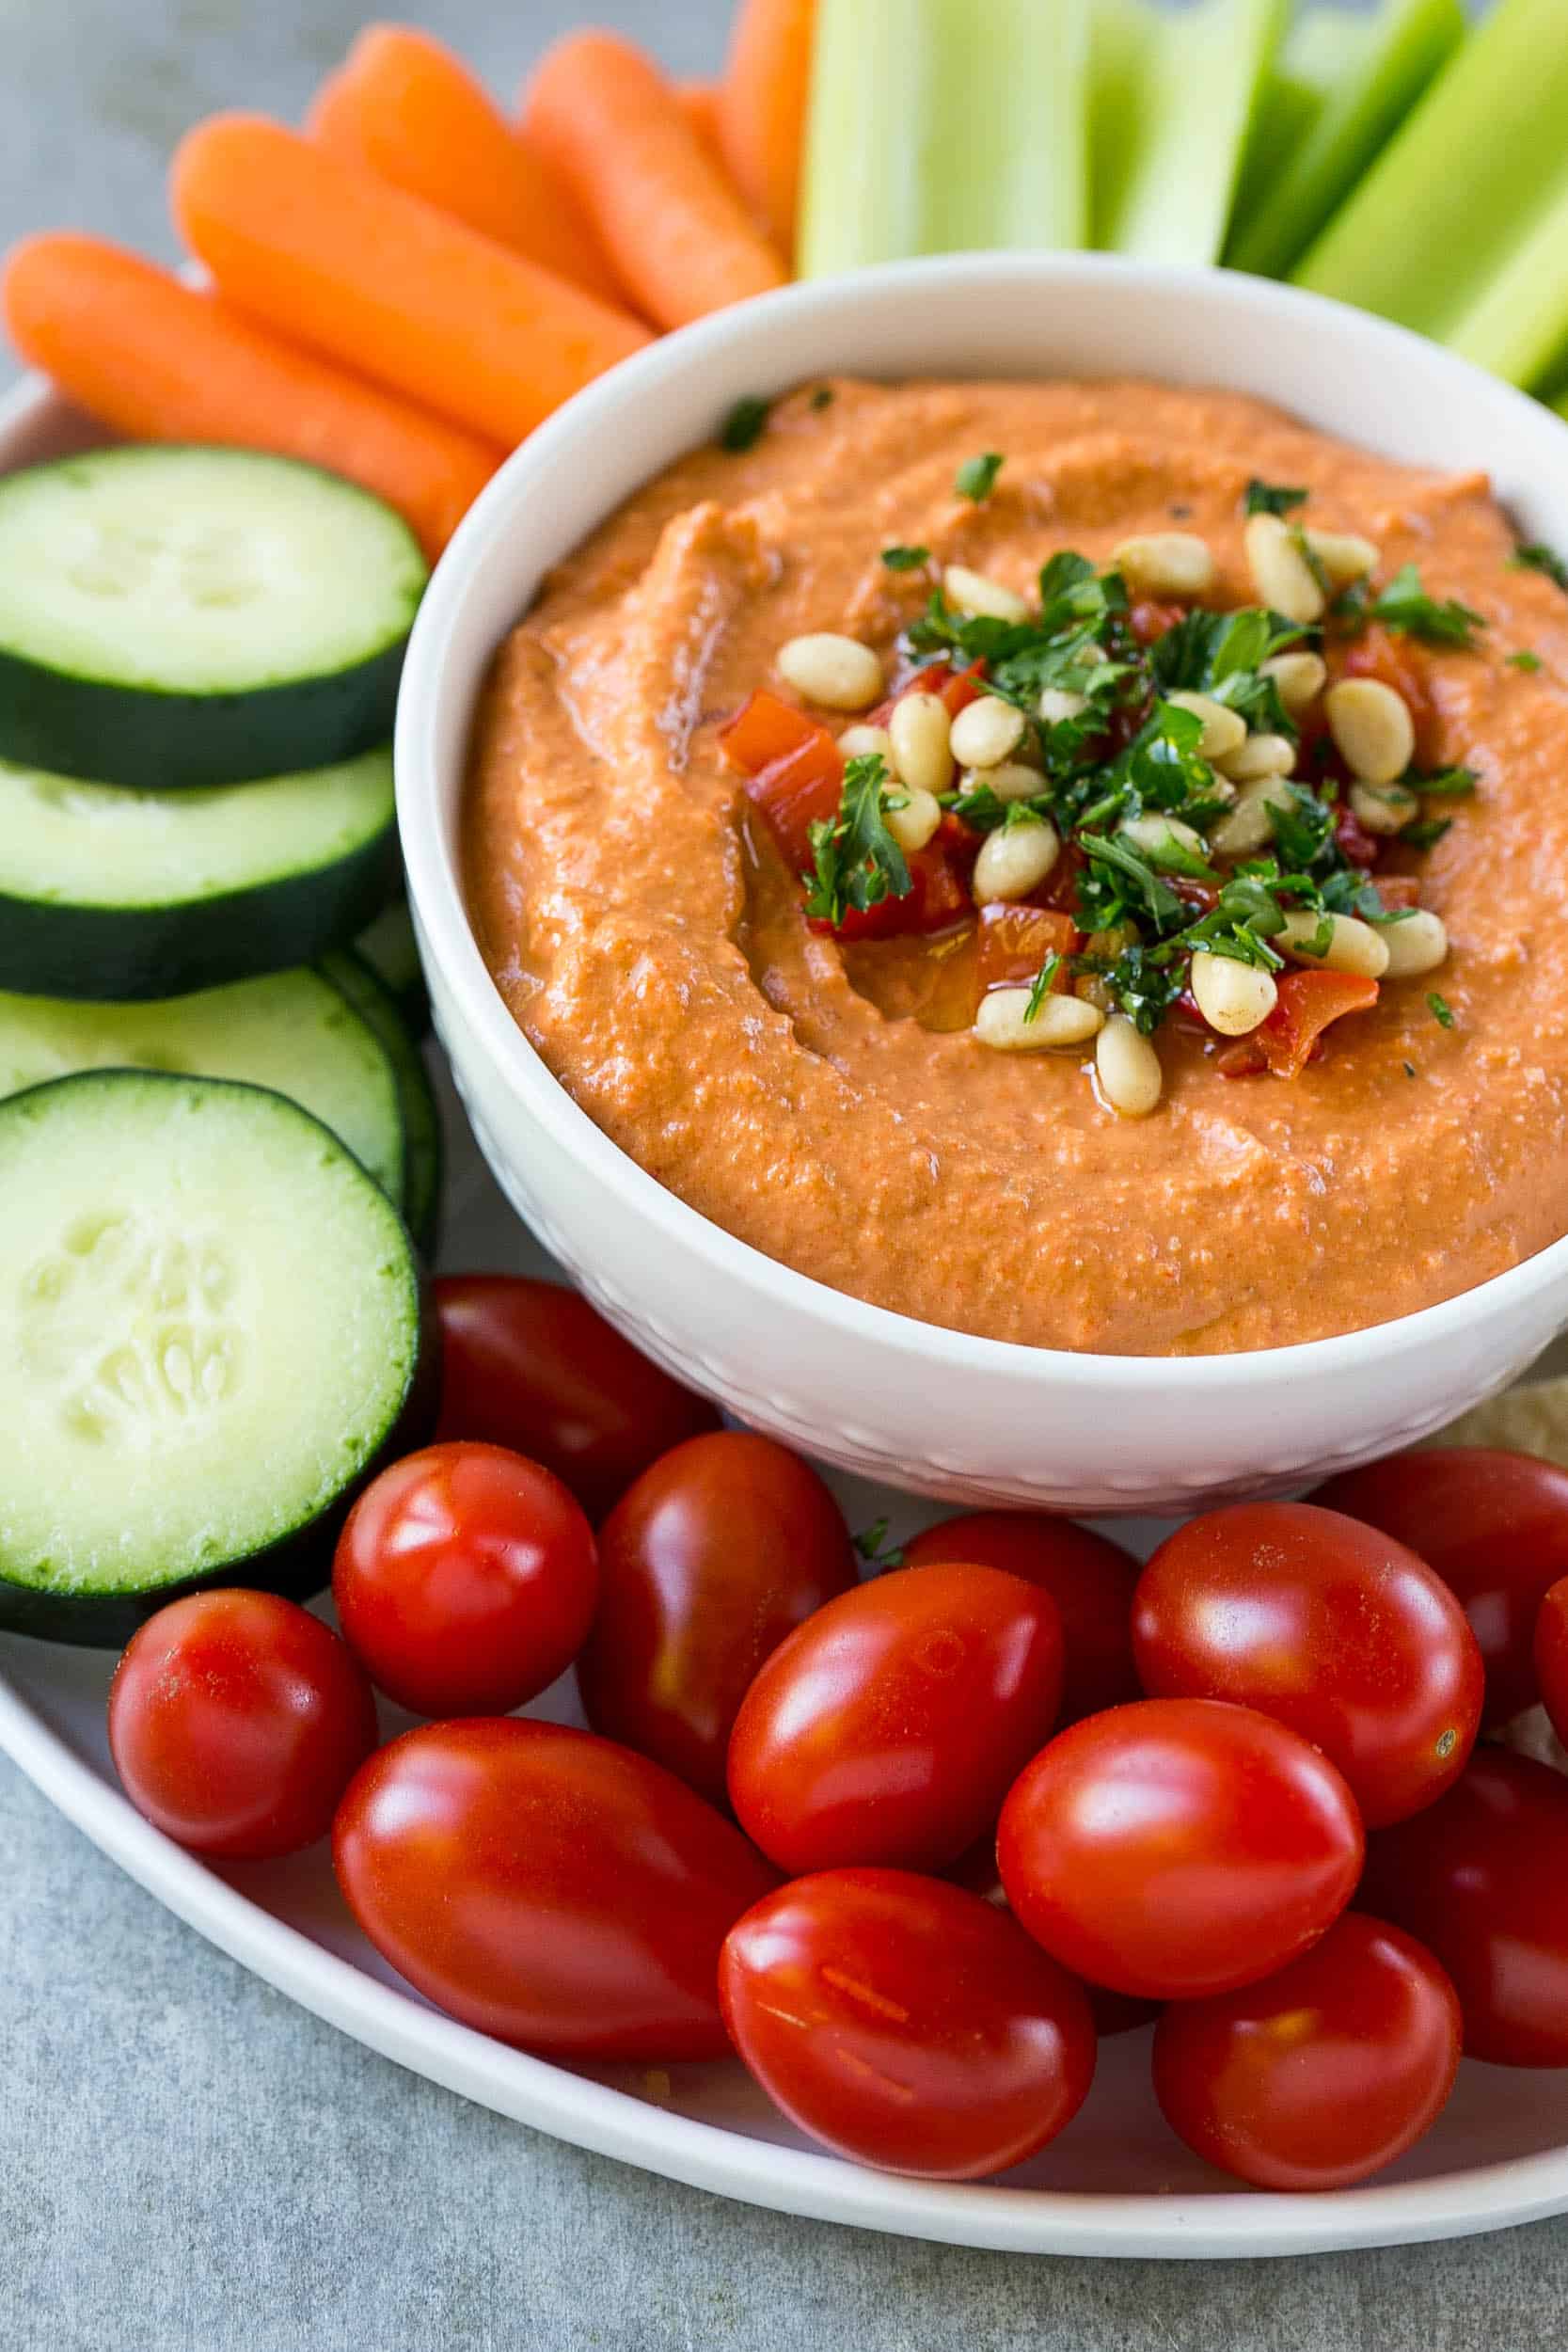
955,451,1005,503
1428,993,1456,1030
809,386,834,411
1023,954,1065,1023
720,396,771,453
1510,541,1568,592
1509,649,1544,672
1416,766,1477,796
802,755,911,928
880,544,930,572
1403,1059,1418,1079
1401,817,1453,850
1368,563,1485,649
1244,479,1309,517
852,1518,904,1568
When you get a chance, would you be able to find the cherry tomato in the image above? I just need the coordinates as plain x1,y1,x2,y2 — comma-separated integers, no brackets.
1535,1576,1568,1748
728,1563,1064,1874
1360,1749,1568,2066
945,1838,1160,2035
1132,1502,1482,1826
720,1868,1096,2178
1152,1914,1462,2190
578,1431,855,1805
903,1510,1140,1723
1315,1448,1568,1725
434,1275,720,1519
333,1441,598,1718
998,1698,1364,2000
108,1591,377,1860
334,1718,776,2059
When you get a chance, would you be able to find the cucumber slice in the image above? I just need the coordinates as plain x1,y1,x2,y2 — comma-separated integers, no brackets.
0,447,426,788
318,951,442,1254
1227,0,1465,280
0,746,399,1000
1090,0,1288,264
353,898,430,1037
0,969,405,1206
0,1070,436,1645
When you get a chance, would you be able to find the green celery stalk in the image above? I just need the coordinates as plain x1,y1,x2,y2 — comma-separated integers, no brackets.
1228,68,1330,246
1228,0,1465,280
1292,0,1568,387
797,0,1089,278
1447,177,1568,391
1089,0,1288,265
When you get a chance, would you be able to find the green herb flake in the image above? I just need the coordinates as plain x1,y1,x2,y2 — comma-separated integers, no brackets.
956,451,1005,503
1403,1059,1418,1079
720,396,771,453
802,755,911,929
1244,479,1309,518
1510,541,1568,593
1428,992,1456,1030
1509,649,1544,673
1416,767,1477,796
1022,954,1064,1024
1369,564,1486,649
809,387,834,412
880,544,930,572
1401,817,1453,851
852,1518,904,1568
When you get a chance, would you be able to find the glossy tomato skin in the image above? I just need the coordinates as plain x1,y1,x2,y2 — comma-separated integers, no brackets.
333,1718,777,2060
727,1562,1065,1875
1132,1502,1482,1827
1360,1749,1568,2065
434,1275,721,1520
1535,1578,1568,1748
944,1837,1161,2036
720,1868,1096,2178
998,1698,1364,2000
1315,1449,1568,1726
333,1441,598,1718
578,1432,856,1804
108,1591,377,1860
902,1510,1140,1723
1152,1913,1462,2190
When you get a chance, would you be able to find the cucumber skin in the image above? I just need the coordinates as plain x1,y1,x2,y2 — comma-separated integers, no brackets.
318,950,443,1254
0,1263,441,1650
0,822,401,1000
0,638,407,792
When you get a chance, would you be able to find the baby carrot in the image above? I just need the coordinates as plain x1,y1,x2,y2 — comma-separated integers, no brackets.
521,34,788,329
1,233,501,560
308,26,628,311
675,79,725,164
170,114,652,449
719,0,816,259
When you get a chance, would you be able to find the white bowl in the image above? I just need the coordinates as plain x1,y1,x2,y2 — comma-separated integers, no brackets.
398,253,1568,1515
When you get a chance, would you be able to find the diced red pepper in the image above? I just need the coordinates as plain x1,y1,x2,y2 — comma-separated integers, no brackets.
1334,799,1381,869
1259,969,1380,1080
1170,875,1220,914
808,841,972,942
1338,625,1437,765
719,690,844,874
976,905,1079,993
1130,598,1187,646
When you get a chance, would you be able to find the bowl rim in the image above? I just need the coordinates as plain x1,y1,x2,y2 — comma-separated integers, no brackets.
397,249,1568,1388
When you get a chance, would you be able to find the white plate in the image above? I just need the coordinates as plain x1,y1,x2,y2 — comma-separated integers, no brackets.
6,374,1568,2260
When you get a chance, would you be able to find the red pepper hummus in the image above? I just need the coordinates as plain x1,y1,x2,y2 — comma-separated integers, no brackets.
465,377,1568,1355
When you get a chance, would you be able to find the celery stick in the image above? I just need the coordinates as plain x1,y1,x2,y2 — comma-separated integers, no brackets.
1228,0,1465,280
1446,177,1568,391
1229,68,1327,247
1292,0,1568,383
797,0,1089,278
1089,0,1288,266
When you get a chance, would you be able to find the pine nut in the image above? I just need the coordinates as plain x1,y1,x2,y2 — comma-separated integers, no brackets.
1209,775,1297,859
838,723,894,764
1244,514,1326,624
1190,949,1279,1036
974,988,1104,1053
973,818,1061,902
1260,649,1327,717
1325,677,1415,787
1114,532,1217,600
889,691,955,796
883,785,942,854
1038,686,1090,725
945,564,1029,623
1216,731,1295,783
1349,780,1419,835
1279,909,1390,978
1120,812,1207,861
1164,691,1247,761
1096,1015,1164,1116
973,760,1047,804
777,632,884,710
1381,908,1449,979
1306,529,1380,589
950,694,1026,770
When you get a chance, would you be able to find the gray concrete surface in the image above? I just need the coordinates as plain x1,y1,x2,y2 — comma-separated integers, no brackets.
2,3,1564,2345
